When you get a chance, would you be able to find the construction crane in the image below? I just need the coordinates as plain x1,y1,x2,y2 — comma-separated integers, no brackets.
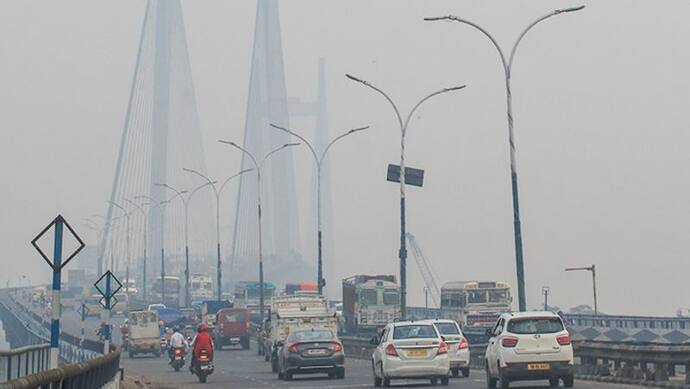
406,232,442,308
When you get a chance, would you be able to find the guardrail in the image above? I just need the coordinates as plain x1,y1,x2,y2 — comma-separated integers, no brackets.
0,346,120,389
0,344,51,383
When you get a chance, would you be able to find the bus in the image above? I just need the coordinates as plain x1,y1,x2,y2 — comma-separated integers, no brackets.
440,281,512,327
151,276,181,308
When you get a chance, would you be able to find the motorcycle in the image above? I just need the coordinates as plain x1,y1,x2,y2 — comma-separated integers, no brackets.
170,347,186,372
191,349,214,383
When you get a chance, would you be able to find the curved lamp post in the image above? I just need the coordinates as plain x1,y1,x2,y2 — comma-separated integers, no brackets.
346,73,465,319
184,168,253,300
270,123,368,295
424,5,585,311
218,140,300,323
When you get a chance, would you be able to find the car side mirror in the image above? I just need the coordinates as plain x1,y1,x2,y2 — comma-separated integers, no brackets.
486,329,494,337
440,336,446,342
369,336,379,345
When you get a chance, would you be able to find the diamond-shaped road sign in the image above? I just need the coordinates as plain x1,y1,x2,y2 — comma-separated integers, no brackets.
31,215,85,271
95,270,122,299
77,304,90,318
99,296,118,310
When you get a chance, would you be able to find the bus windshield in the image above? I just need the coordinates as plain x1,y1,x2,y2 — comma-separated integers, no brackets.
153,279,179,292
383,290,399,305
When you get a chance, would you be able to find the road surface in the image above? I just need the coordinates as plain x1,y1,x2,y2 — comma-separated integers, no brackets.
121,342,640,389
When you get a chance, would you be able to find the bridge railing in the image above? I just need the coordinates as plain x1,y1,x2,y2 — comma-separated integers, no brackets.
0,344,51,383
0,347,120,389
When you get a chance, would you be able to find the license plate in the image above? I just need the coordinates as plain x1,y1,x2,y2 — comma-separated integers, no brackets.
200,365,209,370
528,363,550,370
307,349,328,355
230,337,240,342
407,349,427,357
175,356,181,360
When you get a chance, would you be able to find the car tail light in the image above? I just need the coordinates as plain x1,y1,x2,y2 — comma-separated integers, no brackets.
437,342,448,355
501,337,519,348
458,338,469,350
219,323,224,331
385,343,398,357
331,342,343,353
199,354,208,361
288,343,301,353
246,321,251,330
557,334,571,346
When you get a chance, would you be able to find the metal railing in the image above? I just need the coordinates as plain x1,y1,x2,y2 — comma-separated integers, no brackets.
0,347,120,389
0,344,51,383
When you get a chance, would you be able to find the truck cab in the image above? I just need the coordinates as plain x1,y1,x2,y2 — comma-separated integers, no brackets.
214,308,251,350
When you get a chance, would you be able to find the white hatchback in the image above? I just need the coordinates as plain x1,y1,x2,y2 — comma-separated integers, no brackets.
424,319,470,377
371,321,450,387
485,311,574,388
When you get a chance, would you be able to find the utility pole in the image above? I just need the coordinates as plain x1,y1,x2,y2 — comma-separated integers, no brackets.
565,265,598,315
542,286,550,311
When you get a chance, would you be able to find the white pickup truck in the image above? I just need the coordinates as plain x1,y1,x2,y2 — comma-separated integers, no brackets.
264,294,338,372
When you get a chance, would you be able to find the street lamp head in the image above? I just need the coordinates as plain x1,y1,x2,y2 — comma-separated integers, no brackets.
347,125,370,134
444,85,467,92
423,15,454,22
282,142,300,149
555,5,585,14
218,139,239,148
345,73,366,84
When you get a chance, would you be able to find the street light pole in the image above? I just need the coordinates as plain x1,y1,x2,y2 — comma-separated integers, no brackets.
270,123,368,295
346,73,465,319
565,265,598,315
136,195,167,305
125,198,148,305
108,200,131,296
542,286,550,311
424,5,585,312
184,168,252,301
218,140,300,323
157,184,210,308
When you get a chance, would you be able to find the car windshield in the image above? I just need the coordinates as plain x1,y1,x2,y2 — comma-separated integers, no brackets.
507,318,564,334
434,322,460,335
393,324,438,339
223,311,245,322
288,329,334,342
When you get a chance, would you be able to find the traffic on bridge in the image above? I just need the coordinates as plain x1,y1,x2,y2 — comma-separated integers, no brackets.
2,1,690,389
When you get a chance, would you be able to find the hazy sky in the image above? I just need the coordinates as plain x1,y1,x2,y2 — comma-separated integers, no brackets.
1,1,689,315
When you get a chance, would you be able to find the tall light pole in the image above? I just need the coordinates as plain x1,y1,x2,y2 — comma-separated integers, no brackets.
218,140,300,323
565,265,598,315
156,183,211,307
270,123,368,295
184,168,252,300
424,5,585,312
136,195,167,305
125,198,148,305
346,74,465,319
108,201,131,295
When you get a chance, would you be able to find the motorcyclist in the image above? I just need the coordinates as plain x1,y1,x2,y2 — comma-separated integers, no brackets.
168,326,189,363
190,323,214,372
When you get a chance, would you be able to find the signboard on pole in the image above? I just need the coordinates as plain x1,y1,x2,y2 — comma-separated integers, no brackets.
387,164,425,187
95,270,121,354
31,214,85,368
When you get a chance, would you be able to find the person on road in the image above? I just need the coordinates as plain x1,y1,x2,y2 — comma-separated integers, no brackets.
168,326,189,363
189,323,214,372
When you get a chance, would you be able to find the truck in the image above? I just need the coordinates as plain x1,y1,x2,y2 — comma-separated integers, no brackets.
190,274,214,302
127,310,161,358
284,282,318,295
342,275,400,335
151,276,181,308
200,300,233,329
263,294,337,372
214,307,251,350
440,280,512,327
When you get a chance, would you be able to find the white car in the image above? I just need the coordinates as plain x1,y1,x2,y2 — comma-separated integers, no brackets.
147,303,166,311
485,311,574,388
371,321,450,387
424,319,470,377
